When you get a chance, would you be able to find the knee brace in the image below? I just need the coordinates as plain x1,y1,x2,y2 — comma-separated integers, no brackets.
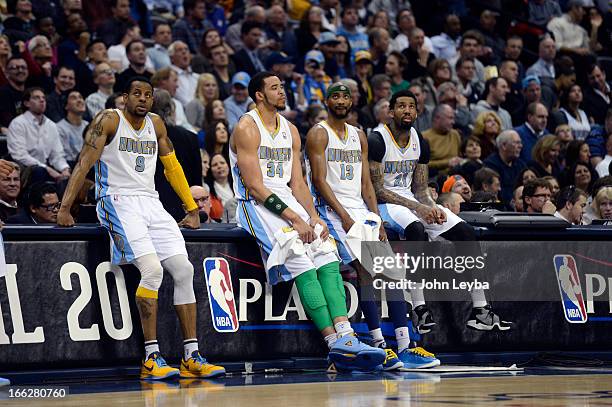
161,254,196,305
404,222,428,241
317,261,347,320
133,254,164,299
295,269,333,331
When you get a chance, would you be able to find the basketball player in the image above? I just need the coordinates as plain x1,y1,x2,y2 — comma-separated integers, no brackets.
368,90,511,332
306,83,439,369
57,77,225,380
230,72,386,372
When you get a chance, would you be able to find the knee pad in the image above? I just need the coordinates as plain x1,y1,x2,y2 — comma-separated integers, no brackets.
295,270,333,331
161,255,196,305
317,262,345,301
134,254,164,299
404,222,428,241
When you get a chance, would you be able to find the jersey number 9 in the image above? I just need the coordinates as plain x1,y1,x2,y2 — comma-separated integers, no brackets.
135,156,145,172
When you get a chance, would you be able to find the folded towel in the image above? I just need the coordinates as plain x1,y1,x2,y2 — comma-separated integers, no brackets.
345,212,382,263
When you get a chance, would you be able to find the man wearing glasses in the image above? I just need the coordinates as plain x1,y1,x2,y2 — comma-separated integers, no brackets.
190,185,216,223
523,178,555,214
0,57,29,132
7,182,60,224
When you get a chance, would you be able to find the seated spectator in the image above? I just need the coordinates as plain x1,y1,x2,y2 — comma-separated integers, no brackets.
529,135,562,179
303,50,332,106
547,0,592,57
107,22,152,74
232,21,266,77
499,60,524,125
353,51,374,108
525,36,556,85
169,40,199,106
390,8,433,54
300,104,328,141
336,6,369,60
586,108,612,168
484,130,527,205
595,130,611,177
294,6,326,59
23,35,54,90
190,184,218,223
453,137,483,185
192,28,229,74
385,51,409,94
557,84,591,140
428,181,439,202
368,27,390,75
172,0,213,54
556,124,574,164
266,52,302,120
204,119,230,161
3,0,35,43
7,87,70,183
523,178,555,214
529,0,562,27
436,81,471,137
96,0,135,47
265,5,297,62
590,186,612,223
402,27,435,82
473,167,502,201
564,139,591,171
105,92,126,110
504,36,525,80
148,22,173,71
335,34,353,79
114,40,154,94
511,185,525,212
470,191,498,203
441,174,472,202
430,14,461,61
409,83,432,133
521,75,555,120
224,72,252,131
437,192,464,215
563,161,598,194
583,64,610,126
7,181,59,224
57,90,88,166
419,58,453,109
186,73,219,130
205,153,234,221
543,175,561,197
0,57,28,132
227,5,266,53
200,149,210,185
478,9,505,64
86,62,115,118
455,56,483,106
423,104,461,175
472,111,503,159
358,74,391,131
517,167,538,187
372,99,391,130
0,35,11,88
449,30,486,89
0,162,21,221
516,102,551,163
45,66,76,123
209,43,236,101
471,77,512,130
553,56,578,97
151,67,194,132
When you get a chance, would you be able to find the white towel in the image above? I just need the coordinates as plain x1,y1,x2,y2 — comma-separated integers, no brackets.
345,213,382,263
266,227,305,270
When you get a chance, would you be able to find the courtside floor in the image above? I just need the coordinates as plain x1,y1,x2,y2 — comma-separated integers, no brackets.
1,365,612,406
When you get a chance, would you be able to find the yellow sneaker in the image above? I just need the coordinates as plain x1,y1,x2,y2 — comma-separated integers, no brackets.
180,351,226,378
141,352,180,380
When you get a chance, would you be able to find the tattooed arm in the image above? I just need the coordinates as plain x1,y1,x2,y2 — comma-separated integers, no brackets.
57,110,118,226
411,164,436,206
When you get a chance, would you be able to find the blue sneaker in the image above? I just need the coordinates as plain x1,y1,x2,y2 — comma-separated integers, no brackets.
328,334,386,371
382,349,403,371
397,347,440,369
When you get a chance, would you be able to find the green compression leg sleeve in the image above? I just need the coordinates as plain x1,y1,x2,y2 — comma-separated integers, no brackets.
295,269,333,331
317,261,347,320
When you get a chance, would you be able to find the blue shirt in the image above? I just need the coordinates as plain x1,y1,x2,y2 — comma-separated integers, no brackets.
483,152,527,205
336,26,369,62
515,123,550,163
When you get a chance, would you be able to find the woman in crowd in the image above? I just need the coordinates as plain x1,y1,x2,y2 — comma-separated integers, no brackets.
584,185,612,224
205,153,235,222
186,73,220,131
515,167,538,189
0,35,11,87
192,28,234,74
542,175,560,197
472,111,502,159
452,136,483,185
529,135,562,179
200,149,210,185
420,59,453,108
295,6,326,60
335,34,353,79
204,119,230,163
558,84,591,141
368,10,390,31
564,161,598,195
564,140,591,171
555,124,573,165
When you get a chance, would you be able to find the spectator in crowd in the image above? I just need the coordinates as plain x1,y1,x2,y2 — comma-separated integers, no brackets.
456,57,482,106
151,67,194,132
529,135,562,179
372,99,391,129
556,124,574,164
97,0,134,47
0,162,21,221
86,39,109,68
0,57,29,131
294,6,326,59
265,5,297,62
114,40,154,93
553,55,578,97
190,184,217,223
390,8,433,53
441,174,473,202
148,22,173,70
210,43,235,100
335,35,353,79
402,27,436,82
200,148,210,184
353,50,373,108
0,35,12,87
57,13,91,91
557,84,591,141
450,30,486,88
7,181,60,224
437,192,464,215
57,90,88,166
517,167,538,187
206,0,228,36
528,0,562,27
436,81,471,137
204,152,235,222
104,92,126,110
472,77,512,130
423,104,462,175
320,0,340,32
453,137,484,185
595,131,611,177
409,83,432,133
169,40,199,106
303,50,332,106
504,35,525,80
521,75,555,122
317,32,340,81
368,28,390,75
151,88,202,221
588,186,612,223
499,60,524,124
525,36,556,85
172,0,213,54
204,119,230,162
523,178,555,214
472,111,503,159
586,108,612,168
473,167,502,201
336,6,369,60
484,130,527,204
224,72,252,131
45,66,76,123
86,62,115,118
512,185,525,212
430,14,461,61
564,139,591,172
266,52,304,119
564,161,597,194
543,175,560,196
192,28,232,74
186,73,219,130
7,87,70,183
3,0,36,43
24,35,53,90
358,74,391,131
384,51,409,94
232,21,266,77
583,64,610,125
227,5,266,53
107,22,152,74
478,9,505,64
419,58,453,108
516,102,550,163
547,0,592,57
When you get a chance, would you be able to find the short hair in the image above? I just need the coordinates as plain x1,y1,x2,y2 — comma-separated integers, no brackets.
532,135,560,165
339,78,358,89
26,181,57,210
437,192,460,206
122,76,153,94
387,51,407,68
248,71,277,101
389,89,417,110
105,92,123,109
86,39,106,54
22,87,45,104
436,81,457,102
126,40,145,55
460,29,484,46
373,98,389,118
471,191,497,202
167,41,187,57
523,178,552,199
495,129,518,150
506,34,522,43
484,76,506,97
526,101,543,117
370,74,391,90
368,27,386,45
455,56,475,71
52,65,74,78
153,21,171,35
241,20,263,36
151,88,174,125
460,136,480,156
473,167,500,191
340,5,357,18
151,67,173,87
593,186,612,218
427,58,450,78
556,186,587,210
432,103,452,120
184,0,204,13
396,8,412,25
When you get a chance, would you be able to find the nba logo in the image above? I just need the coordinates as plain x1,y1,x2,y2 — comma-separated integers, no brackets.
203,258,239,332
553,255,587,323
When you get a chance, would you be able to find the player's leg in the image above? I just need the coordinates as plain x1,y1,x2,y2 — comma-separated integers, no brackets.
161,255,225,378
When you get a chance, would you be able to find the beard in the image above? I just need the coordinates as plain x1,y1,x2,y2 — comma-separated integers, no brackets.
329,106,350,119
264,94,285,111
395,117,413,130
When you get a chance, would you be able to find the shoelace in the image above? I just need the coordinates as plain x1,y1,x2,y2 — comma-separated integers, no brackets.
410,347,435,358
153,353,169,367
385,349,398,361
192,351,208,365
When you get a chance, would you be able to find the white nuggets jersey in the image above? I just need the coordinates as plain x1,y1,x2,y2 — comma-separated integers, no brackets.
231,109,293,200
95,109,159,200
309,121,364,208
374,124,421,199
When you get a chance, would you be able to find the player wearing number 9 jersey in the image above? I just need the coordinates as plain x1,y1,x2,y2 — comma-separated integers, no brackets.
57,77,225,380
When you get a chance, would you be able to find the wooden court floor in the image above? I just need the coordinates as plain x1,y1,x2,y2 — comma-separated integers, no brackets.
2,372,612,406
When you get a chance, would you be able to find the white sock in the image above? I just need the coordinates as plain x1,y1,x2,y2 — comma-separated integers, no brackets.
411,287,426,308
144,340,159,359
470,289,488,308
324,333,337,349
183,338,199,360
370,328,386,348
334,321,354,337
395,327,411,353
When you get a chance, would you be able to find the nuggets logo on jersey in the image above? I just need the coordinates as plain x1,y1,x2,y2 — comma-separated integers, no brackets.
553,255,588,323
204,258,239,332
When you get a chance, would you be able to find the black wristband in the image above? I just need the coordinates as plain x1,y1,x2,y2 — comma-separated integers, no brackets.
264,193,288,216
